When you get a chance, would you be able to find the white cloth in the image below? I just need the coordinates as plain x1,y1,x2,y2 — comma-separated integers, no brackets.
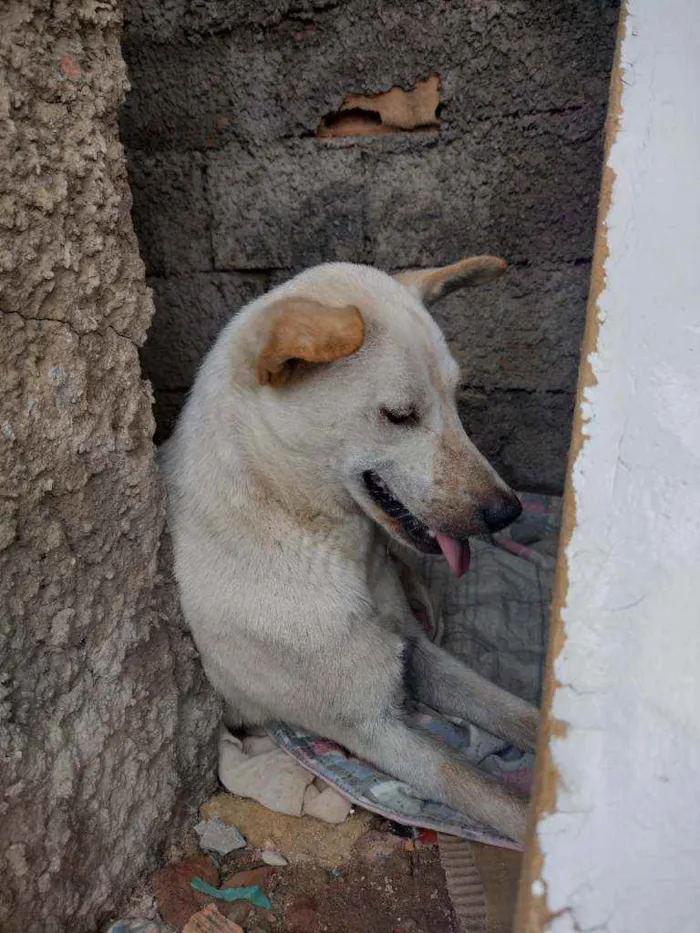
218,725,352,823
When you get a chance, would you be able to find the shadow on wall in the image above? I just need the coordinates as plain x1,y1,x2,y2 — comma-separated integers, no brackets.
119,0,619,493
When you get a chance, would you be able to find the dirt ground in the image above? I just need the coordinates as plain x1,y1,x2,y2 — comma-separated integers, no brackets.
139,794,458,933
219,840,456,933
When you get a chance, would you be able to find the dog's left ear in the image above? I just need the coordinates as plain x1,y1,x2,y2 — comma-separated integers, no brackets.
256,298,365,388
395,255,506,306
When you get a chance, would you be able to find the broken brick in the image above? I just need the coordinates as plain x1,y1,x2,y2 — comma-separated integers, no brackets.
416,829,439,847
151,855,219,931
182,904,243,933
219,865,276,926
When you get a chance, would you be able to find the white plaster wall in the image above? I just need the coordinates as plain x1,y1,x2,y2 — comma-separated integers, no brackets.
537,1,700,930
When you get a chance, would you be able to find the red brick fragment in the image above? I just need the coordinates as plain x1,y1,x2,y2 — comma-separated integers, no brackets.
151,854,219,930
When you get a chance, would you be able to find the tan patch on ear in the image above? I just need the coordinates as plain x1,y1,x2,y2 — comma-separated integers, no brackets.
257,298,365,388
396,255,507,305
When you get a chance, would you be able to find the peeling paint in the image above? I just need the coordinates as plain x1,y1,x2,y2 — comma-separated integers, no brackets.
316,75,441,137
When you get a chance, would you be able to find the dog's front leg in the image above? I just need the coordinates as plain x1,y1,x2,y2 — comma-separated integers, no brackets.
404,637,539,752
332,711,529,844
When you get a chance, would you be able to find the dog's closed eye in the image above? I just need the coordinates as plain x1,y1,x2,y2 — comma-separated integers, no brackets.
381,407,420,427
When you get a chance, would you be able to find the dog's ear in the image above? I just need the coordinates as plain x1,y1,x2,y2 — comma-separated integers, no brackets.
256,298,365,388
395,255,506,306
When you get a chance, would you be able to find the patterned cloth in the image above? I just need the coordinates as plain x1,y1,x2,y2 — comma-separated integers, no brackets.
422,492,561,705
267,494,562,850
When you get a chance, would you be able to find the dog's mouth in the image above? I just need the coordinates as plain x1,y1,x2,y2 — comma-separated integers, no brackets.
362,470,471,577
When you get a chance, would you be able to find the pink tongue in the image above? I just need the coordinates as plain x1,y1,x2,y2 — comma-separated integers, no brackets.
435,533,471,578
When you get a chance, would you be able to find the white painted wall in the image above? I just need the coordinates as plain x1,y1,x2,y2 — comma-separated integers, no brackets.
537,1,700,930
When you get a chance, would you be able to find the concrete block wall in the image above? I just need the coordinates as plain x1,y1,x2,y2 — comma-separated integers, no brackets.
121,0,619,492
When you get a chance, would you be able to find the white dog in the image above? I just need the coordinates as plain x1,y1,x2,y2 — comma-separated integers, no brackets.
161,256,539,843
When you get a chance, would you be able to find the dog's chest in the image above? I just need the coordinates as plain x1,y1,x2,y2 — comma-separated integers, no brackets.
364,536,414,627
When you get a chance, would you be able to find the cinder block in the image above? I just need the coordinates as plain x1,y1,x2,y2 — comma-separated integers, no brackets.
121,0,616,147
459,388,575,493
121,39,234,151
126,152,211,275
140,273,268,391
367,108,603,267
440,1,618,126
432,262,590,393
209,143,365,269
123,0,187,43
124,0,308,41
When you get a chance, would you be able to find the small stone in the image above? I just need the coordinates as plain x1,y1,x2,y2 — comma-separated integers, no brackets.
151,855,219,930
194,816,246,855
260,849,287,866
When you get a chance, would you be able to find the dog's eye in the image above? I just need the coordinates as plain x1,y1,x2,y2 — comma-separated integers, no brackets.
381,407,419,426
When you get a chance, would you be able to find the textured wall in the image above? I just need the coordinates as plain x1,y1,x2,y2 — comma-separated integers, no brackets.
521,4,700,930
121,0,618,492
0,3,219,931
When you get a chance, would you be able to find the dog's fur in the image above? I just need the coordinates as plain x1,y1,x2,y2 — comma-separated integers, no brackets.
161,257,539,843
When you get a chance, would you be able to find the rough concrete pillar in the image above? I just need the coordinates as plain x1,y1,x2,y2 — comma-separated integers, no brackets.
0,3,219,931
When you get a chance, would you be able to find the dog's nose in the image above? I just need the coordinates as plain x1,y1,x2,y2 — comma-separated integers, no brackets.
482,493,522,532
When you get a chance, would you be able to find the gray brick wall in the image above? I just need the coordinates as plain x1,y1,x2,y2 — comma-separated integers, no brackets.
121,0,619,492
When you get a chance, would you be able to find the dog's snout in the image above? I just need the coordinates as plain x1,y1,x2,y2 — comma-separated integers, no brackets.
481,493,522,532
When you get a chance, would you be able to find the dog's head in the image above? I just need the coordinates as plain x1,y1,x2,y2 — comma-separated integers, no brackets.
229,257,521,576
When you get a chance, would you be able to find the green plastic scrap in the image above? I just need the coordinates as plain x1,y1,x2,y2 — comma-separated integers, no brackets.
190,876,272,909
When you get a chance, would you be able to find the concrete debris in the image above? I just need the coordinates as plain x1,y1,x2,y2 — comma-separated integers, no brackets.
260,850,288,867
194,816,246,856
